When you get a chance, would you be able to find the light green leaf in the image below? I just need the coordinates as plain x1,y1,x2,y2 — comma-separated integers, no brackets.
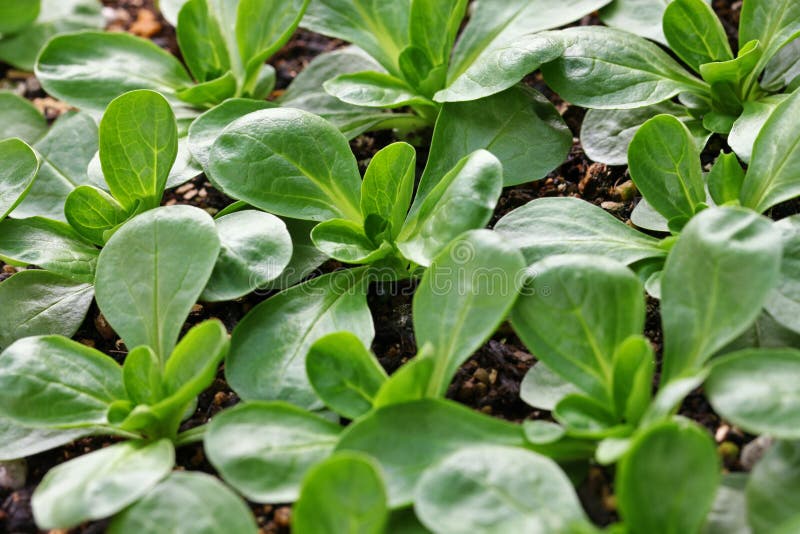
0,416,94,461
762,39,800,91
520,361,581,411
766,215,800,334
703,473,750,534
0,0,40,35
65,186,129,246
600,0,673,44
361,142,416,239
176,0,232,83
310,219,385,264
707,152,746,206
0,92,47,143
162,320,229,401
662,0,733,72
728,95,787,164
739,0,800,78
122,346,162,406
0,138,39,222
324,71,433,109
746,440,800,534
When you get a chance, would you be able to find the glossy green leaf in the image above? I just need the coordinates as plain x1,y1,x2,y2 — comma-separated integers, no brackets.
94,205,221,361
512,255,644,404
32,440,174,529
293,452,388,534
257,217,328,290
64,186,129,246
0,417,95,461
306,332,387,419
495,197,666,266
414,230,525,396
663,0,732,72
202,210,293,301
0,138,39,222
0,217,98,283
415,445,587,534
0,0,40,35
310,219,385,264
739,0,800,77
162,320,228,399
728,95,787,164
707,152,746,205
325,71,434,109
209,107,362,222
611,335,654,424
542,26,706,109
422,86,571,191
763,39,800,91
660,207,782,382
226,268,374,408
176,0,232,83
553,393,621,439
746,440,800,534
628,114,705,225
205,401,341,502
707,349,800,439
123,346,162,406
36,31,193,114
0,270,94,349
108,471,257,534
408,0,467,71
0,336,125,428
397,150,502,266
600,0,673,44
158,0,188,26
740,89,800,212
0,92,47,143
361,142,416,239
617,419,720,534
336,399,527,507
520,361,581,411
372,353,436,408
766,215,800,334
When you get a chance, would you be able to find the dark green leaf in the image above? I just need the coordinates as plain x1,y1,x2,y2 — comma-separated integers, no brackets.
707,152,746,205
360,142,415,239
64,186,129,246
746,440,800,534
663,0,733,72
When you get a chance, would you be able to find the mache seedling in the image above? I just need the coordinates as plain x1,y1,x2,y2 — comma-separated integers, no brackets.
0,205,258,532
542,0,800,164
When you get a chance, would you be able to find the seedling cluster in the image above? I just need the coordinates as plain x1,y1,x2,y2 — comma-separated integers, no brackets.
0,0,799,532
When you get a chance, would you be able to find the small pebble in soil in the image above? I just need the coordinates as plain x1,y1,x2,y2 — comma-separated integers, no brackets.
0,461,26,491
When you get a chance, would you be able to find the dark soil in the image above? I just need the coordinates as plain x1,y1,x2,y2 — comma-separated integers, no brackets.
0,1,760,532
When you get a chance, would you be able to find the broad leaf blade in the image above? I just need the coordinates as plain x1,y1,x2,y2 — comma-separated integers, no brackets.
0,138,39,222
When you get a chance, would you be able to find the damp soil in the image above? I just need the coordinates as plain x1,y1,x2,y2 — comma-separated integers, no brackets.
0,1,768,532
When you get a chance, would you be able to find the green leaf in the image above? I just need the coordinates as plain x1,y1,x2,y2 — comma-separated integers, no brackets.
0,138,39,222
628,114,706,225
444,0,609,101
205,401,341,502
208,107,362,222
372,353,436,408
617,419,720,534
0,336,126,428
763,39,800,91
494,197,667,266
303,0,411,75
0,416,94,461
662,0,733,72
123,346,163,406
32,440,174,530
0,92,47,143
259,217,328,290
175,72,238,108
293,452,388,534
707,152,746,205
700,40,764,116
306,332,387,419
640,370,708,426
739,0,800,78
660,207,782,382
324,71,434,109
703,473,750,534
600,0,674,44
542,26,706,109
36,31,193,114
746,440,800,534
415,445,587,534
0,271,94,349
0,0,104,72
99,90,178,212
766,215,800,334
0,0,40,35
0,217,98,283
707,349,800,439
520,361,581,411
94,205,220,361
414,230,525,396
176,0,232,83
158,0,188,26
64,186,129,246
310,219,385,264
336,399,528,507
739,89,800,212
408,0,467,76
188,98,276,171
512,255,644,404
553,394,620,438
729,95,788,164
226,268,374,408
361,142,416,239
202,210,293,301
108,471,257,534
397,150,502,266
422,86,571,190
611,335,654,424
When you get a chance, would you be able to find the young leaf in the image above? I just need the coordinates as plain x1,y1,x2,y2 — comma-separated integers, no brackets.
421,86,571,191
123,346,163,406
336,399,528,507
0,336,126,428
707,349,800,439
0,138,39,222
413,230,525,396
611,335,654,425
511,255,645,403
542,26,707,109
0,271,94,349
707,152,746,206
226,268,374,408
494,197,667,266
36,31,193,114
99,90,179,212
0,217,99,283
94,205,221,361
397,151,503,267
293,452,388,534
415,445,588,534
324,71,435,109
746,440,800,534
728,95,787,164
617,419,720,534
372,352,436,408
739,89,800,212
662,0,733,72
202,210,293,302
360,142,416,240
628,114,706,226
108,471,258,534
310,219,385,264
32,440,174,530
0,0,40,35
660,208,782,383
553,394,621,439
739,0,800,76
408,0,467,70
520,361,581,411
208,108,362,222
0,92,47,143
204,401,341,502
176,0,231,83
64,186,129,246
306,332,388,419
